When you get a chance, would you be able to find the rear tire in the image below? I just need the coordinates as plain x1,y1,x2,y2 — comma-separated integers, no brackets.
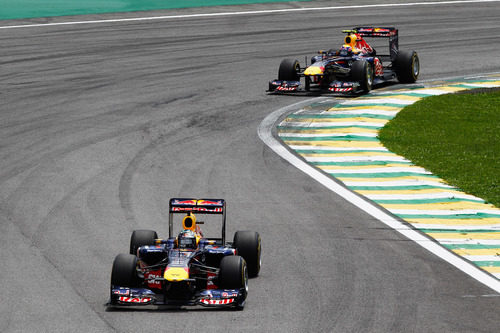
111,253,138,288
130,230,158,255
278,58,300,81
233,231,261,278
351,60,374,93
395,50,419,83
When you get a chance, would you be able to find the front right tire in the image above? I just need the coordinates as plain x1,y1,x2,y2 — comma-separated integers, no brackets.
218,255,248,290
218,255,248,310
278,58,300,81
111,253,139,288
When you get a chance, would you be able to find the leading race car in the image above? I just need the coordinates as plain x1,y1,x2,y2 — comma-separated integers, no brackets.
108,198,261,310
268,27,420,94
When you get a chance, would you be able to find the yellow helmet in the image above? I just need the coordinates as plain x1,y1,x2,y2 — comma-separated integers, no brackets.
182,212,196,231
344,34,357,48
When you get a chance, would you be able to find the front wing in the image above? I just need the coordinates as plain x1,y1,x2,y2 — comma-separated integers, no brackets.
108,286,246,308
268,79,360,94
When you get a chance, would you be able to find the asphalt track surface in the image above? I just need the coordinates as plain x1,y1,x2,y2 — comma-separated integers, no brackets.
1,1,500,332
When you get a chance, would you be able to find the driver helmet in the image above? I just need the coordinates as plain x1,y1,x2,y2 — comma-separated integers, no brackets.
344,34,358,48
342,34,361,55
177,230,198,249
182,212,196,231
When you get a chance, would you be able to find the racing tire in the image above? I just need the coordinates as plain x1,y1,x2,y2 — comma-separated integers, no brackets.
219,255,248,290
111,253,139,288
351,60,374,93
219,256,248,310
278,58,300,81
395,50,420,83
129,229,158,255
233,231,261,278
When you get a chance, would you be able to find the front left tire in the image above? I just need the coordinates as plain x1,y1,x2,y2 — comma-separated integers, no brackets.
278,58,300,81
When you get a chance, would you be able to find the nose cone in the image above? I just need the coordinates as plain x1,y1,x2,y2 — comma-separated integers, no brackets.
304,64,324,76
164,266,189,282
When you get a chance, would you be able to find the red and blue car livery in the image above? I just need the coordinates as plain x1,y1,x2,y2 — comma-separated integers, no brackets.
268,27,420,94
108,198,261,310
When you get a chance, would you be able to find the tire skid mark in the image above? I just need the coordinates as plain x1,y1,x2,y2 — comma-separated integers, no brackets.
276,74,500,280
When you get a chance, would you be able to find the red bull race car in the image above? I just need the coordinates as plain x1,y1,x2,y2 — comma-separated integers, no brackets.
108,198,261,310
268,27,419,94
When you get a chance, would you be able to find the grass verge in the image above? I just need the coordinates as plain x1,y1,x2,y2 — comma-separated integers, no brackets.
378,89,500,207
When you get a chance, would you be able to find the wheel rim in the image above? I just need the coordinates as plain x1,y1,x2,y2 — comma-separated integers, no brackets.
366,64,374,89
243,264,249,292
412,55,420,78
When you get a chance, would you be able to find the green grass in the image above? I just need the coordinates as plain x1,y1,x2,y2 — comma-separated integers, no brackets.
378,89,500,207
0,0,312,20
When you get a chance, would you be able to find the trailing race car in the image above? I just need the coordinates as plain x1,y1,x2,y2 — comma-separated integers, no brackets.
268,27,419,94
108,198,261,310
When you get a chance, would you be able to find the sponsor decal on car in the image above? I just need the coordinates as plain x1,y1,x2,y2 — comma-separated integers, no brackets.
329,81,355,92
206,271,217,289
200,298,235,305
118,296,152,303
171,199,224,207
113,288,130,295
172,199,198,206
196,199,223,206
145,269,163,288
221,291,239,298
331,87,354,92
276,86,299,91
171,207,223,213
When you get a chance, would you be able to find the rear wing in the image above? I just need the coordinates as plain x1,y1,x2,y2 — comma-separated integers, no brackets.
352,27,397,38
347,27,399,62
169,198,225,214
168,198,227,244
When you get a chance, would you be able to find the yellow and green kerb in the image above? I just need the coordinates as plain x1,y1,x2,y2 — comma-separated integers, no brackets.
278,75,500,279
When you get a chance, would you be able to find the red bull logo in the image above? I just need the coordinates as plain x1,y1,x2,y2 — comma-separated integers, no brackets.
172,199,197,206
355,38,374,54
197,199,223,206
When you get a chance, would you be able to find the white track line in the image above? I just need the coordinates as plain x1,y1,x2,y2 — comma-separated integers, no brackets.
1,0,500,29
258,97,500,294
